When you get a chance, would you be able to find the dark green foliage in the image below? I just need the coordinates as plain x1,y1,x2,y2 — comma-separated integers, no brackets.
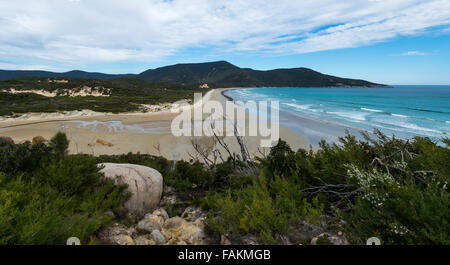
1,129,448,245
342,176,449,245
204,132,449,245
262,139,296,179
0,136,130,245
204,174,323,244
0,138,50,178
49,132,69,158
167,161,214,191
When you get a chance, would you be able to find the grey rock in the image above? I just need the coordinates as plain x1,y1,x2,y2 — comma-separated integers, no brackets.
164,217,185,230
104,210,115,219
151,229,167,244
152,208,169,220
98,163,163,219
288,221,324,244
137,218,162,233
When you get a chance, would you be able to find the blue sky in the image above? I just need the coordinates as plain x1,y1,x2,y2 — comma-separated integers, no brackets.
1,0,450,85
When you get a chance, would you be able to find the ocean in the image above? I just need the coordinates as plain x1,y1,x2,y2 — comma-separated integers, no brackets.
224,86,450,145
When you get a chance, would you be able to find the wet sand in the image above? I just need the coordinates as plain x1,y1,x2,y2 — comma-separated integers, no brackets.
0,89,309,160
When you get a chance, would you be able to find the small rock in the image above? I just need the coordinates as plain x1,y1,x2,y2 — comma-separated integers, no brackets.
160,195,177,206
104,210,115,219
137,217,163,233
96,138,113,147
163,185,175,194
162,221,206,245
193,218,205,227
338,231,343,236
98,224,132,238
220,235,231,245
164,217,185,230
311,232,348,245
152,208,169,221
330,235,349,245
151,230,167,244
32,136,46,145
144,213,165,225
182,206,207,222
240,235,258,245
134,235,156,245
288,221,324,244
111,235,134,245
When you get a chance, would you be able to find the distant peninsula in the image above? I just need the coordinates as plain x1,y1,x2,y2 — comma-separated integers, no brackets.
0,61,389,88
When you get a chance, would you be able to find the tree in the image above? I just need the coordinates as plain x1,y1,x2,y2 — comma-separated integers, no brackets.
49,132,69,159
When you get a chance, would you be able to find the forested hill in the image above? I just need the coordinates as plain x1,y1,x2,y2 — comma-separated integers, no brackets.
0,70,128,81
0,61,389,88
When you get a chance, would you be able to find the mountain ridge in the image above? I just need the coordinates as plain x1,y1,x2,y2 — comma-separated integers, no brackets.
0,61,390,88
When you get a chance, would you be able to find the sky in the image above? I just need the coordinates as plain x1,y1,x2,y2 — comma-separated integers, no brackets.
0,0,450,85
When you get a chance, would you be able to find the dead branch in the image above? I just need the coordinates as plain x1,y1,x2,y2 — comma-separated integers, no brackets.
153,142,162,156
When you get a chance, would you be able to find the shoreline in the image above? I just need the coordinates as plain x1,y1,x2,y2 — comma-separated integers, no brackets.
0,88,309,159
222,88,370,147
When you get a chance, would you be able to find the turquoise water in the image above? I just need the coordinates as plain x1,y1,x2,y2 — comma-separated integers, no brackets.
225,86,450,141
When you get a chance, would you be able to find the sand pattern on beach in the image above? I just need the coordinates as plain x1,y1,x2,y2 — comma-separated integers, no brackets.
0,89,308,160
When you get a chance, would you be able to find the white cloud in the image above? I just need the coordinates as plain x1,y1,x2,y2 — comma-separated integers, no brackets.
400,51,426,56
0,62,53,71
0,0,449,68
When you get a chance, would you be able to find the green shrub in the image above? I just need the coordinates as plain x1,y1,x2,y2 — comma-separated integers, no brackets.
204,132,449,245
0,137,130,245
342,165,449,245
0,138,51,178
205,173,324,244
49,132,69,158
165,160,214,192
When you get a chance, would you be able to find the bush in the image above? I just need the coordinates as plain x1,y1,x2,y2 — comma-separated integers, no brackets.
342,165,449,245
0,136,130,245
204,173,324,244
0,138,51,178
166,160,214,192
0,169,128,244
49,132,69,158
204,132,449,245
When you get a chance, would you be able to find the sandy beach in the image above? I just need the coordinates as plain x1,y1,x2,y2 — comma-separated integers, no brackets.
0,89,309,160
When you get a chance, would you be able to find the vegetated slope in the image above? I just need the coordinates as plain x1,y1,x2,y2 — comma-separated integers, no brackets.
0,69,128,81
0,77,204,116
137,61,388,88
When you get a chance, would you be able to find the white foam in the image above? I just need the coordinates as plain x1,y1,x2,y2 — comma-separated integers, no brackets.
283,103,312,110
361,107,383,113
328,111,367,121
391,113,408,118
374,118,441,134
